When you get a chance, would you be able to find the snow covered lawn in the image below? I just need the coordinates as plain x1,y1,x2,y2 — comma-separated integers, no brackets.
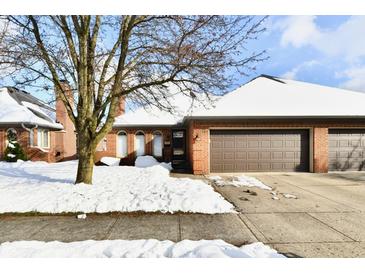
0,239,284,258
0,160,234,214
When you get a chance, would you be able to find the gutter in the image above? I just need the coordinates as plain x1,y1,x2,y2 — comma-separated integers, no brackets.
182,115,365,124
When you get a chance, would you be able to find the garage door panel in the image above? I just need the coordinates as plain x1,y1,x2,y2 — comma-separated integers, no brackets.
223,140,235,148
248,151,259,160
272,151,283,159
260,151,271,160
329,129,365,171
211,140,222,149
210,129,309,172
247,163,259,171
235,151,246,160
284,151,295,160
285,140,295,147
248,140,259,148
236,140,247,148
272,140,283,148
223,151,234,160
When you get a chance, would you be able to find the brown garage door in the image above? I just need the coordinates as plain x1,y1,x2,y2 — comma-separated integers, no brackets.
210,129,309,172
328,129,365,171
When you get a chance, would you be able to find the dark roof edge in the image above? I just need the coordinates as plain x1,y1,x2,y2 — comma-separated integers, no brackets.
113,124,176,128
183,115,365,122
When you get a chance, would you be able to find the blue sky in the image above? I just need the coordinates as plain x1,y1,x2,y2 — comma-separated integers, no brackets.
3,15,365,102
247,15,365,93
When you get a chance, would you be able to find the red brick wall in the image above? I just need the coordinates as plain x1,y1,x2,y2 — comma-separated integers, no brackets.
187,121,209,175
313,127,328,173
95,127,172,165
188,119,365,175
55,83,77,159
0,126,57,162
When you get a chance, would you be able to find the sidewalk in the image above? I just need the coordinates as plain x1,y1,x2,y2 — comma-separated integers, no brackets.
0,213,257,246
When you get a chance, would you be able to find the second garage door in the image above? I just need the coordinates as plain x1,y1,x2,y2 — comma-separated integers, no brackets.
210,129,309,172
328,129,365,171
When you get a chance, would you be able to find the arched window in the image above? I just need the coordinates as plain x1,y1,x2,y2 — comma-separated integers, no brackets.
152,131,163,157
117,131,128,158
135,131,145,156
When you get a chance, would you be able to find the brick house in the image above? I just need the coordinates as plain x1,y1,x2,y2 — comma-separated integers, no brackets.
0,86,76,162
97,75,365,174
2,75,365,174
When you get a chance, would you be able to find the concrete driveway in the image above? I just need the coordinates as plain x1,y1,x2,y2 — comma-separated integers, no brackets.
212,172,365,258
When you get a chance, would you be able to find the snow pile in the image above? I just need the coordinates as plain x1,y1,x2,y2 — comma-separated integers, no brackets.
282,193,298,199
0,239,284,258
0,160,233,214
100,157,120,166
135,155,172,171
214,175,271,190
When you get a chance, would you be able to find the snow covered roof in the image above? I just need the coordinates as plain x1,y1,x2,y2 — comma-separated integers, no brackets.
0,87,63,129
113,90,219,127
114,75,365,127
190,75,365,119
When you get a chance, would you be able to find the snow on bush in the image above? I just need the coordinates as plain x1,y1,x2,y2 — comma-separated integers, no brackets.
213,175,271,190
0,239,285,258
100,157,120,166
4,129,27,162
135,155,172,171
0,160,233,214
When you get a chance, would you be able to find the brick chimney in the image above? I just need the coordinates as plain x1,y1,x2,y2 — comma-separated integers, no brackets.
115,96,125,117
55,81,77,160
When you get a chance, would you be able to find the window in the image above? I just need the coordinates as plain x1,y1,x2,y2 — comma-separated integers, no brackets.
37,129,50,148
135,131,145,156
117,131,128,158
152,131,163,157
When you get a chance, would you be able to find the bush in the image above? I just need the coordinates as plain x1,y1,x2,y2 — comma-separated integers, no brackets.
4,141,27,162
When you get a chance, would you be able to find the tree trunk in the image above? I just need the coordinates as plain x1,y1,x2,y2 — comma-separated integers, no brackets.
75,136,95,184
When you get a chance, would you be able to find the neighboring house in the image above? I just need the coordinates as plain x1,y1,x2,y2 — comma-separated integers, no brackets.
96,75,365,174
0,84,77,162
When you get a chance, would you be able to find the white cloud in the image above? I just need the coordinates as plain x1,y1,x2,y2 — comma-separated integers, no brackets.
276,16,365,61
281,60,320,80
338,66,365,92
276,16,321,48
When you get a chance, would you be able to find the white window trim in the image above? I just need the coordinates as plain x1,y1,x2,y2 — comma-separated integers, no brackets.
152,131,163,158
135,130,145,157
116,130,128,158
37,128,50,149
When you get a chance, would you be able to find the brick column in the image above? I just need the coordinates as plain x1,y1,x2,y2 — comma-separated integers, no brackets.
190,122,209,175
313,127,328,173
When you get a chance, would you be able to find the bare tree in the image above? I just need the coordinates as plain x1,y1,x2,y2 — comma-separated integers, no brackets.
0,15,267,184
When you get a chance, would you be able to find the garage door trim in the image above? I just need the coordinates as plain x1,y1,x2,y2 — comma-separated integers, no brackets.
209,128,310,173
